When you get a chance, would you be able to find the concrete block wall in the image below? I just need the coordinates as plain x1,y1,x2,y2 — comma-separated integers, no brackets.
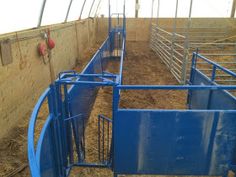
0,18,97,139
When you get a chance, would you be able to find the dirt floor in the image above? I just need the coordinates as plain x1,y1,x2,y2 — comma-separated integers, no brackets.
0,44,100,177
0,41,186,177
70,41,186,176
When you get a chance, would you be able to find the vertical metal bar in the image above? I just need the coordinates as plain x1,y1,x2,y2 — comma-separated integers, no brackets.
118,14,120,26
98,115,101,161
55,83,67,176
108,0,111,34
88,0,96,17
149,0,155,42
38,0,47,27
211,65,217,81
79,0,87,20
83,117,86,160
207,66,218,109
231,0,236,18
123,0,126,35
181,0,193,84
187,51,197,108
151,0,154,19
65,0,74,22
156,0,160,25
102,117,105,162
62,84,69,164
111,86,120,169
135,0,139,18
63,84,74,164
170,0,178,71
107,121,109,162
48,85,63,176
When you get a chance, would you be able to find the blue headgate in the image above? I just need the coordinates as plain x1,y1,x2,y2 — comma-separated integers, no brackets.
28,2,236,177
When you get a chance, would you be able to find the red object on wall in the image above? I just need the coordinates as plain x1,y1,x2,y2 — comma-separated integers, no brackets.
47,38,55,49
47,29,55,49
38,42,47,56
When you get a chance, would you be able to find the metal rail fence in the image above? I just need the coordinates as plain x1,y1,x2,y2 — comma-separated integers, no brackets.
150,24,188,83
150,23,236,84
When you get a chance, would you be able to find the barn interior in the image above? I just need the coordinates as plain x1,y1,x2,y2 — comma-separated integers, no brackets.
0,0,236,176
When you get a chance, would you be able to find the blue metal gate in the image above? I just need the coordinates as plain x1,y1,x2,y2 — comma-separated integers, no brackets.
28,2,236,176
112,53,236,177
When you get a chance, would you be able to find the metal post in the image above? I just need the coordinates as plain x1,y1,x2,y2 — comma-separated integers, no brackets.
149,0,155,42
108,0,111,33
231,0,236,18
181,0,193,84
65,0,74,22
38,0,47,27
151,0,154,19
135,0,139,18
170,0,178,71
112,86,119,171
123,0,126,34
156,0,160,26
153,0,160,50
79,0,87,20
88,0,96,17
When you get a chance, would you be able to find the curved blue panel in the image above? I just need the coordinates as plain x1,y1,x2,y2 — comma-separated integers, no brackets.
36,115,58,177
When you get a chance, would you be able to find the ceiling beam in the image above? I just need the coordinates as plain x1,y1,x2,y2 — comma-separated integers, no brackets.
65,0,74,22
94,0,102,17
79,0,87,20
88,0,96,17
38,0,47,27
135,0,139,18
231,0,236,18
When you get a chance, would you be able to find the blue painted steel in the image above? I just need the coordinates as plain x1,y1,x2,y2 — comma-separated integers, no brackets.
28,88,50,177
113,109,236,176
28,16,126,176
97,114,112,165
193,52,236,78
189,69,236,110
28,3,236,176
36,115,58,177
28,87,63,177
58,31,124,166
112,51,236,176
117,85,236,90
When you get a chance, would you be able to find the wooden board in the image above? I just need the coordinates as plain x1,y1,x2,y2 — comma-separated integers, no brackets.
1,39,13,66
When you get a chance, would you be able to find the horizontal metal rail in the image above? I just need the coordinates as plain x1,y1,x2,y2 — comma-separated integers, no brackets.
150,24,187,83
195,53,236,78
150,22,236,84
117,85,236,90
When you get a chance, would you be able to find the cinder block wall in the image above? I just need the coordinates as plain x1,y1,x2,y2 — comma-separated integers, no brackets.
97,18,236,42
0,18,98,139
